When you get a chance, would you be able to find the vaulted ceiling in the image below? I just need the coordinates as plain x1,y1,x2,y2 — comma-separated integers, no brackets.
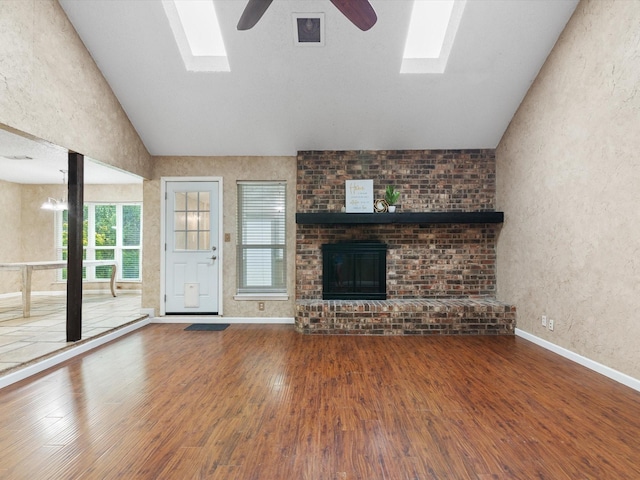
58,0,579,157
1,0,579,183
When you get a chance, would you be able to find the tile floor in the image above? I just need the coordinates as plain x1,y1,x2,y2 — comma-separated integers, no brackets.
0,292,145,375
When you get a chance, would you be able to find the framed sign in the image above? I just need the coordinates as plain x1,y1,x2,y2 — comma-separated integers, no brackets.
345,179,373,213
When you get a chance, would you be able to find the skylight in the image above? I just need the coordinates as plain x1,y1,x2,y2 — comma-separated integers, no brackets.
401,0,466,74
162,0,229,72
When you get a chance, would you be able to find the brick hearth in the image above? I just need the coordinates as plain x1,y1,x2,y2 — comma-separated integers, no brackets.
295,299,516,335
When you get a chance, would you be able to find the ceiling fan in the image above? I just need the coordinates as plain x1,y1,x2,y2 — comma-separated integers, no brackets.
237,0,377,31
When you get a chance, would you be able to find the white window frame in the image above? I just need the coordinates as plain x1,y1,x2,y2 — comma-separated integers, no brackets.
236,181,287,296
56,202,143,282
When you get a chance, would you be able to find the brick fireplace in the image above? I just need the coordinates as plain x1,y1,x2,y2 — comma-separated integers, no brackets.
295,150,515,335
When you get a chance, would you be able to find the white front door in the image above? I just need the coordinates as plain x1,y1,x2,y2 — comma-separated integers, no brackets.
165,181,220,314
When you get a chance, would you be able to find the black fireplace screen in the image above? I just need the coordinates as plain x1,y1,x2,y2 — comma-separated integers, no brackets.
322,242,387,300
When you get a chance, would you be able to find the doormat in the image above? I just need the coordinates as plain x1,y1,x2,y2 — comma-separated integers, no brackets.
184,323,230,331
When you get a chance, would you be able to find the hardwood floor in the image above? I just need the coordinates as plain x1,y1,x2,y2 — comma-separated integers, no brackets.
0,324,639,479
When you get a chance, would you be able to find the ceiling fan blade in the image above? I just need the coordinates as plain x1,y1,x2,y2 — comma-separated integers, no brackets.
330,0,377,31
237,0,274,30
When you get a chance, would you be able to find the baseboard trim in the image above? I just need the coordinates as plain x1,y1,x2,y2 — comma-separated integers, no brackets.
152,316,295,325
515,328,640,393
0,290,142,299
0,317,151,390
0,291,66,299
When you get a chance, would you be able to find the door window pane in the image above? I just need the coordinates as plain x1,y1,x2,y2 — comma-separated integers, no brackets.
187,232,198,250
175,232,186,250
175,192,187,210
174,191,210,251
199,231,210,249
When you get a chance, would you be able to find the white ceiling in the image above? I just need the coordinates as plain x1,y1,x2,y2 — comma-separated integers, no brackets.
0,128,143,185
2,0,579,183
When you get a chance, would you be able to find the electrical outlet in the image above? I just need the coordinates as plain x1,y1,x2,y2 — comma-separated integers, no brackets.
541,315,547,327
548,319,554,331
258,302,265,311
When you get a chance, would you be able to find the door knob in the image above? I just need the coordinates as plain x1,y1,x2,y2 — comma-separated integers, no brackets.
211,246,217,251
210,255,217,260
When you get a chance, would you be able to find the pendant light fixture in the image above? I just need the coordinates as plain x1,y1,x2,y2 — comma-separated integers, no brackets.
41,170,68,211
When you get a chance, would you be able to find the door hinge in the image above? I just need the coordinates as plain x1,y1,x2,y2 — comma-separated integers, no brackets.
164,243,167,251
164,294,166,302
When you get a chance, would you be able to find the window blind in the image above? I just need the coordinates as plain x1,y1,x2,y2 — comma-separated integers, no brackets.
237,182,286,294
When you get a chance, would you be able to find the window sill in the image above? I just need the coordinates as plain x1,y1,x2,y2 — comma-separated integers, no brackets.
234,294,289,301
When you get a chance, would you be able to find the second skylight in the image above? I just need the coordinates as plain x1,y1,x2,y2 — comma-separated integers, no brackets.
401,0,466,74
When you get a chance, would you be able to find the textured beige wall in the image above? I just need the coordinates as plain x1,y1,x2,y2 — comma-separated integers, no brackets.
0,180,23,294
0,0,152,178
143,157,297,318
84,184,143,203
496,0,640,378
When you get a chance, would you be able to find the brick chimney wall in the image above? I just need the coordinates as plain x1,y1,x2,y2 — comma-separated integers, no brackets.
295,150,500,300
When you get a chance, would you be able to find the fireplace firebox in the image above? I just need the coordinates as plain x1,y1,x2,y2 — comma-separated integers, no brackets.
322,242,387,300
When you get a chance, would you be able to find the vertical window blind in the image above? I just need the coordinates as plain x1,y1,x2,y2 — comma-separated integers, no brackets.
237,182,286,294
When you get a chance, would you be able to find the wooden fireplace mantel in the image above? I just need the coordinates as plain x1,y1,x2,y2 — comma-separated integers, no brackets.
295,211,504,225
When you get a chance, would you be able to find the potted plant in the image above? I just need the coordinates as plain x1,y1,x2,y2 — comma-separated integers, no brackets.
385,185,400,212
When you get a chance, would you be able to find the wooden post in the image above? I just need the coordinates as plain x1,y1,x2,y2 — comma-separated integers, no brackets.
67,152,84,342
